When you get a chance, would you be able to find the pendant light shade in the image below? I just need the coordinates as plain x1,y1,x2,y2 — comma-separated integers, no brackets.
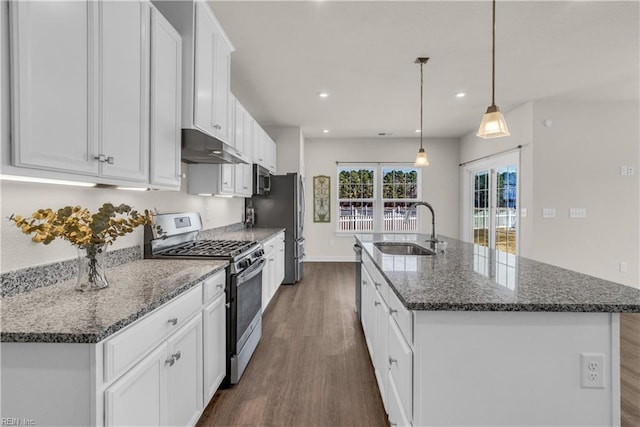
414,57,430,167
476,0,510,139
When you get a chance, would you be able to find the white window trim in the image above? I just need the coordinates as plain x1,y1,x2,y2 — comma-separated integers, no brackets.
336,163,422,235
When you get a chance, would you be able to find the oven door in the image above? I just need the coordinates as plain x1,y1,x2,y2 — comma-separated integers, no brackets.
234,258,265,353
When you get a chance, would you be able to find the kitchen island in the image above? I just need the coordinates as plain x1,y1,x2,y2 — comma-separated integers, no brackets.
355,233,640,427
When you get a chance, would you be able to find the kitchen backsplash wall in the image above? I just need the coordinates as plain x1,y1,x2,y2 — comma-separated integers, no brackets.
0,165,244,272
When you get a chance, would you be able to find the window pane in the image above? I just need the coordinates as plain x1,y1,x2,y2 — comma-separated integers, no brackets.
338,168,375,200
384,202,417,232
338,201,374,231
382,168,418,201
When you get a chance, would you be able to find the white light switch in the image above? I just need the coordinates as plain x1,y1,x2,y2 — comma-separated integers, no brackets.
569,208,587,218
520,208,527,218
620,262,628,273
542,208,556,218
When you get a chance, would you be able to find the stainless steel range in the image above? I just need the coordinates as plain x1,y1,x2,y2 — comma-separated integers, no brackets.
144,212,265,386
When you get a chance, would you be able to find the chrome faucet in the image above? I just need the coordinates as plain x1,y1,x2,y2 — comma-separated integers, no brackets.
405,201,438,248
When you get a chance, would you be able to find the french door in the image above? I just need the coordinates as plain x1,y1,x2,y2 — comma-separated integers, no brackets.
464,153,519,255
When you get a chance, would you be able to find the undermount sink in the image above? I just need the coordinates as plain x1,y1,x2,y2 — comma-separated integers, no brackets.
374,242,435,256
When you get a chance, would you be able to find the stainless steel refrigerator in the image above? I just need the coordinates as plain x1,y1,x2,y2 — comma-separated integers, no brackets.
248,172,305,284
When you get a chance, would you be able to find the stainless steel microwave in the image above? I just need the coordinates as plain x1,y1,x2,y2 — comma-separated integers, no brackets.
253,164,271,195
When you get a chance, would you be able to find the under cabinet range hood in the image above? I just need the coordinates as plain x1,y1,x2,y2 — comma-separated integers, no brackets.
181,128,248,164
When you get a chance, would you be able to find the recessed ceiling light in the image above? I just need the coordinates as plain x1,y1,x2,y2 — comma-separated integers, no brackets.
322,129,329,133
455,92,466,98
318,92,329,98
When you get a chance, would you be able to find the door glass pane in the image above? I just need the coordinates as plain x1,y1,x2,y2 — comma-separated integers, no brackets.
495,165,517,254
473,171,489,247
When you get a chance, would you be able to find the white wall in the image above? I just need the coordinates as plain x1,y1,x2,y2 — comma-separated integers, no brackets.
531,100,639,287
460,100,639,287
304,137,460,261
264,125,305,176
0,167,244,272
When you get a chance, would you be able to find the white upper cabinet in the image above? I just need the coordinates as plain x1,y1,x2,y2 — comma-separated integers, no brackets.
10,1,98,175
99,0,150,182
9,0,184,186
154,0,234,144
150,7,182,189
252,123,276,174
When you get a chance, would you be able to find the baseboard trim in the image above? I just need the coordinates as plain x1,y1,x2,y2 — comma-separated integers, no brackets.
304,256,355,263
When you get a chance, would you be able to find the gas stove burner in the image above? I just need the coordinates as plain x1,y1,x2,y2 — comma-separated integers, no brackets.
162,239,258,258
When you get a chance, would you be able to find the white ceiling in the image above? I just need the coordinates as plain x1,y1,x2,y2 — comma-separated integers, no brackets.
209,1,640,139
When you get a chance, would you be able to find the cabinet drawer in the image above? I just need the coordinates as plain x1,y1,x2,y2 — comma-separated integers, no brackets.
104,284,203,382
387,289,413,344
203,269,226,303
364,257,389,302
388,317,413,420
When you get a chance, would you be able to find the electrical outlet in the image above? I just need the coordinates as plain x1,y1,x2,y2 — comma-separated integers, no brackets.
620,262,628,273
629,166,635,176
581,353,605,388
620,165,629,176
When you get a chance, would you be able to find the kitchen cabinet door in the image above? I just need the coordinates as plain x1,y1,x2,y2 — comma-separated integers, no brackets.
361,266,375,355
274,234,285,287
98,0,150,182
234,163,253,197
221,164,235,194
9,0,98,175
150,7,182,189
166,313,203,427
203,293,226,402
105,342,167,427
194,2,230,142
374,289,389,411
267,136,277,174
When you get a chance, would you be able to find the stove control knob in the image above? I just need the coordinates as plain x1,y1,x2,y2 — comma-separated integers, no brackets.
255,249,264,258
240,259,251,270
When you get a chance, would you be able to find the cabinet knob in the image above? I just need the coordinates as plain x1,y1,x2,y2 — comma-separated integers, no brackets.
165,357,175,366
388,357,397,366
106,156,114,165
389,308,398,315
171,351,181,361
213,124,222,130
167,318,178,326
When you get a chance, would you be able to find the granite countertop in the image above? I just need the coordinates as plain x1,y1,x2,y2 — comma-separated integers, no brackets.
356,233,640,313
202,227,285,243
1,259,227,343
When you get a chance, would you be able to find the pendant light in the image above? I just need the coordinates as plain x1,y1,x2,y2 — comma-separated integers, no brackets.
476,0,510,139
414,57,430,166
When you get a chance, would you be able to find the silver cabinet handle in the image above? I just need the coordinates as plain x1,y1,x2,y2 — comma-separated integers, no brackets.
374,301,381,307
94,154,114,164
389,308,398,315
216,284,224,289
374,282,381,289
225,302,231,308
389,357,397,366
165,357,175,366
171,351,181,361
167,318,178,326
213,124,222,130
363,280,368,285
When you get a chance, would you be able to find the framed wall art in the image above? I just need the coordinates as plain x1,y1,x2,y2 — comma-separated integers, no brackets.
313,175,330,223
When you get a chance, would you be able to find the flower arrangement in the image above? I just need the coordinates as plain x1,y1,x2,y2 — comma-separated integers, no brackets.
9,203,153,291
9,203,153,247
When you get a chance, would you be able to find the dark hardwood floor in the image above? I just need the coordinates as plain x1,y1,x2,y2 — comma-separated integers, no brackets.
197,262,387,427
621,313,640,427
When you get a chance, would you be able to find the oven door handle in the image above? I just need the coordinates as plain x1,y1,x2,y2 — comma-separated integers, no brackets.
236,258,266,285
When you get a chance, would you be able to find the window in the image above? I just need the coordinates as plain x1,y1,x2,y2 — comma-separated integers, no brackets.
337,164,421,233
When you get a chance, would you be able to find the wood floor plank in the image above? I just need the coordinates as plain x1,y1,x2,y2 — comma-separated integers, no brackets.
621,313,640,427
197,262,387,427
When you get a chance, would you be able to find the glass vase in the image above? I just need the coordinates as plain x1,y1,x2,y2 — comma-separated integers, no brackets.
76,244,109,291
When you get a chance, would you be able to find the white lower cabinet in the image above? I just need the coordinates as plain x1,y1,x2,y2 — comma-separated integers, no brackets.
105,342,167,427
361,253,413,425
261,232,285,312
105,313,202,427
166,314,203,427
1,269,227,427
203,293,226,401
